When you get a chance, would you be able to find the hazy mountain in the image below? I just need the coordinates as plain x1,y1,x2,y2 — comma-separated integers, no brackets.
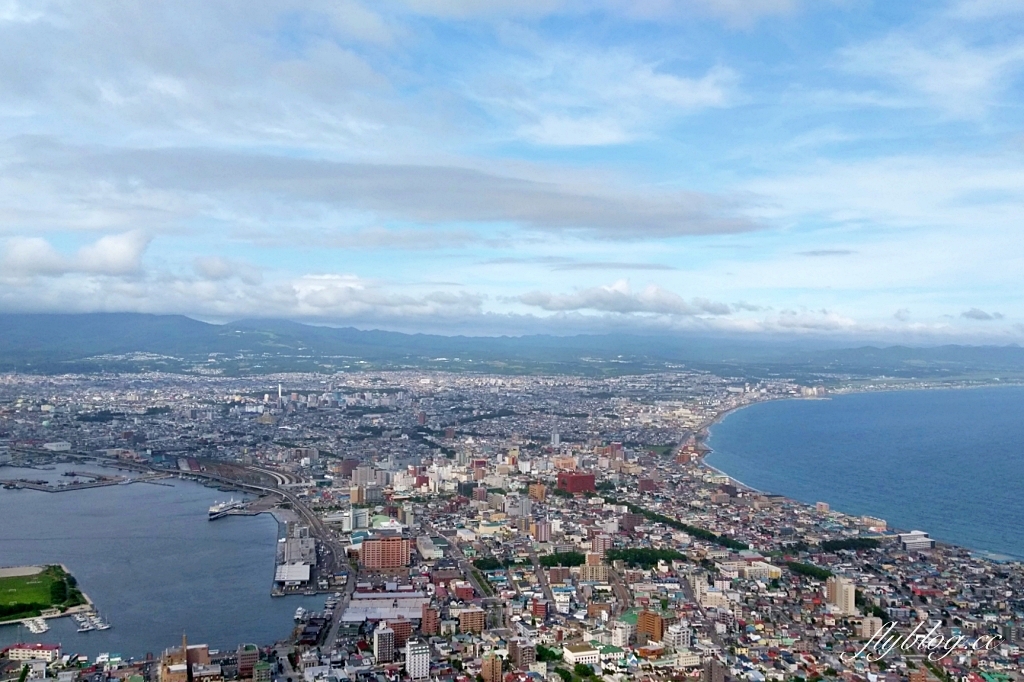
1,313,1023,378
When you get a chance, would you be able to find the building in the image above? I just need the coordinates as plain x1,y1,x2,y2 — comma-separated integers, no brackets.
591,534,613,556
456,605,486,633
237,644,259,678
452,580,475,601
373,624,395,663
579,564,609,582
637,609,665,643
4,643,61,663
416,536,443,561
899,531,935,551
361,534,412,569
703,659,726,682
421,603,439,635
528,483,547,502
252,662,271,682
530,520,551,543
508,638,536,670
826,576,857,616
387,617,413,648
858,617,884,638
159,635,211,682
666,622,692,649
611,622,631,647
481,654,503,682
556,471,596,494
562,643,600,667
405,640,430,680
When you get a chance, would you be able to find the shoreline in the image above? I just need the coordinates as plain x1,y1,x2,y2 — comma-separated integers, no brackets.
691,387,1024,563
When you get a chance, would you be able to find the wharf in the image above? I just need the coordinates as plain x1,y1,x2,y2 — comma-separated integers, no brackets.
0,472,172,492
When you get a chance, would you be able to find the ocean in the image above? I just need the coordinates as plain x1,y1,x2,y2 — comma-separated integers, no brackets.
705,385,1024,560
0,464,325,659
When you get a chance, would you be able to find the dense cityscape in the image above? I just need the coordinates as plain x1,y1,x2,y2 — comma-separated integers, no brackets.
0,369,1020,682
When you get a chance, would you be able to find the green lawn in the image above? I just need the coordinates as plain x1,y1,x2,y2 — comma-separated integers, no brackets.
0,566,84,620
0,571,55,607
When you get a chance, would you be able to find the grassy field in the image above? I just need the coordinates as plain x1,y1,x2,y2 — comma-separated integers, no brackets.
0,570,56,606
0,565,85,620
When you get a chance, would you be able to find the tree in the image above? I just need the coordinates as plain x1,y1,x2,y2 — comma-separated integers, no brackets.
554,668,573,682
574,663,594,678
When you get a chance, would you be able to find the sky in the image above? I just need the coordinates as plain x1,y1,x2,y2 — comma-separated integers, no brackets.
1,0,1023,342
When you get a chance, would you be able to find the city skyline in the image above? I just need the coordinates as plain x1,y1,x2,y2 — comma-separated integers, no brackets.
1,1,1023,341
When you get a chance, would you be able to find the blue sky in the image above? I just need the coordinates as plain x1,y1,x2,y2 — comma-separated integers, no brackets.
1,0,1023,341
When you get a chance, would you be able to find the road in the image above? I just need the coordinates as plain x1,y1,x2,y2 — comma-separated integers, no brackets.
526,547,556,603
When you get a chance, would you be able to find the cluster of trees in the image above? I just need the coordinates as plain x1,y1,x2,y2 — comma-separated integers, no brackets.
535,645,562,662
612,499,748,550
605,548,685,568
0,603,47,619
786,561,833,580
472,557,503,571
539,552,586,567
819,538,880,552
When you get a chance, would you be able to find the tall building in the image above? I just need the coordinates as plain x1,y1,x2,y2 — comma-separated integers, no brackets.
352,464,376,486
236,644,258,678
387,617,413,648
528,483,547,501
481,653,503,682
373,624,395,663
421,603,440,635
591,534,613,556
702,659,725,682
405,640,430,680
637,610,665,643
508,638,536,670
361,534,411,569
530,520,551,543
826,576,857,616
556,471,595,494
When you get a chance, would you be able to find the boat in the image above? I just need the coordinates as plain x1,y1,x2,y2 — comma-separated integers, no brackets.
23,618,49,634
78,623,95,633
208,498,244,520
294,607,306,621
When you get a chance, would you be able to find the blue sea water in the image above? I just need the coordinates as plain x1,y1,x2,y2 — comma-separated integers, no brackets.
0,464,324,659
705,385,1024,560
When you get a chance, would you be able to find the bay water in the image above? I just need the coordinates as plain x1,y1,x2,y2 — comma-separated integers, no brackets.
706,385,1024,560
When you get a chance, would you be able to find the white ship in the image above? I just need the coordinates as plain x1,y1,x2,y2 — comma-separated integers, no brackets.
208,498,244,520
294,607,307,621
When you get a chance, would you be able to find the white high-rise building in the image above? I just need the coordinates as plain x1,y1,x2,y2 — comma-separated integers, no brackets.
826,576,857,616
405,640,430,680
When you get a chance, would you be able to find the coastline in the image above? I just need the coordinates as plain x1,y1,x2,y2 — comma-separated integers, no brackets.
690,386,1024,562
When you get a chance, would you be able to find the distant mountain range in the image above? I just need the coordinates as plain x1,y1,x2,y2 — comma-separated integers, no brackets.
1,313,1023,379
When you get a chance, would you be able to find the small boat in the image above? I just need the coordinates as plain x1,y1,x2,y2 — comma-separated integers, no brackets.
294,607,306,621
78,623,95,633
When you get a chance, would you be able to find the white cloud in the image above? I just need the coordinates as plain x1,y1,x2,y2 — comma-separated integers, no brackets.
193,256,263,285
478,51,737,146
516,279,732,315
1,231,150,276
839,34,1024,118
